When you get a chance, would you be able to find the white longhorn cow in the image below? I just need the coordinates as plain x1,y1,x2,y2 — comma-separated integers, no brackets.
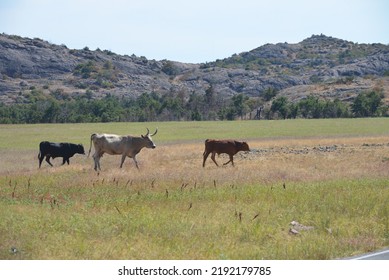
88,128,158,171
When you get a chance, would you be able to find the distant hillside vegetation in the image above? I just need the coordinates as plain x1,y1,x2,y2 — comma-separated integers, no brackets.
1,33,389,123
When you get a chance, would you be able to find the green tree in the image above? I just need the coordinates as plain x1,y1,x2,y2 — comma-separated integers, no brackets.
74,61,97,79
352,90,386,117
323,99,350,118
263,87,278,101
161,60,179,76
271,96,289,119
42,100,61,123
187,92,205,121
297,96,325,118
231,93,249,119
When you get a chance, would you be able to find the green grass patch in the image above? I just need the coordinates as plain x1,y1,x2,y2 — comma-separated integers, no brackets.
1,172,388,259
2,118,389,150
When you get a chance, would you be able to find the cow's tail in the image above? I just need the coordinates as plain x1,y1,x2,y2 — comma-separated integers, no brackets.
38,141,45,159
203,139,210,156
88,134,96,157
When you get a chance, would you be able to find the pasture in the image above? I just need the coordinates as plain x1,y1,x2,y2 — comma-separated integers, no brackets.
1,119,389,259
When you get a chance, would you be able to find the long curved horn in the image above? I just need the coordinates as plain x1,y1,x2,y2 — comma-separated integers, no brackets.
145,128,150,136
150,128,158,136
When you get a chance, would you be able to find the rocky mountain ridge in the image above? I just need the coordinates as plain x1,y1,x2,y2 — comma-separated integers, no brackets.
1,33,389,105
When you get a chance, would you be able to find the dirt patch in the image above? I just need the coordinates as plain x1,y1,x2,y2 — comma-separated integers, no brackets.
240,142,389,159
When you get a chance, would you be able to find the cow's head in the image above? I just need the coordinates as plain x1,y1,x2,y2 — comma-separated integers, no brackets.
141,128,158,149
78,144,86,155
237,141,250,152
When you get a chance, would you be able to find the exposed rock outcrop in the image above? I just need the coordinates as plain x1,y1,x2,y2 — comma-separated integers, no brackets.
1,33,388,105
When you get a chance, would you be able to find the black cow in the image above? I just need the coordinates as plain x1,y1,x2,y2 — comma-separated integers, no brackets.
38,141,85,168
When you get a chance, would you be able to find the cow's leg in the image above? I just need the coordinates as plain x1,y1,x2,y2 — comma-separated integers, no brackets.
93,153,100,171
223,155,234,166
45,156,53,167
38,153,44,168
210,152,219,166
95,157,99,171
202,151,210,167
62,157,70,165
132,155,140,169
120,154,126,168
97,156,101,171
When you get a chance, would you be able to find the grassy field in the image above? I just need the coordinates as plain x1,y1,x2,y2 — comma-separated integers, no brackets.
1,119,389,259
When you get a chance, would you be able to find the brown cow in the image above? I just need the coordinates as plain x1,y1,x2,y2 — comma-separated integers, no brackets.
202,139,250,167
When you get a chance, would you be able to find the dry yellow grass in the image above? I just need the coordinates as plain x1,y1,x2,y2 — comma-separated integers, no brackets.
2,136,383,189
2,135,389,199
103,136,389,187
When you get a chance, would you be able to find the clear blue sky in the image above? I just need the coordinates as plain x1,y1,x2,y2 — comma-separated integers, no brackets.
1,0,388,63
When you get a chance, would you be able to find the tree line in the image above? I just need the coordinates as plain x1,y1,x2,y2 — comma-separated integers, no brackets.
269,90,386,119
0,88,386,124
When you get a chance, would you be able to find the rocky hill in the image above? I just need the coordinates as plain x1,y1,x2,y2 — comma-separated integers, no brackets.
1,33,389,106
